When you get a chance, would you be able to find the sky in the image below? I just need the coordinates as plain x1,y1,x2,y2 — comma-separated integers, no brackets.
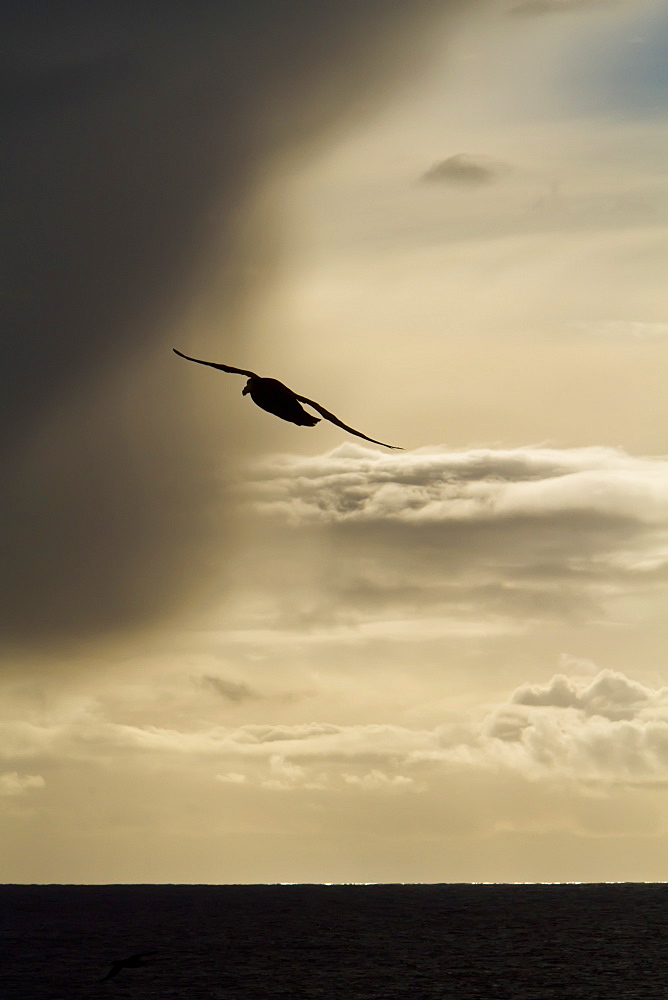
1,0,667,884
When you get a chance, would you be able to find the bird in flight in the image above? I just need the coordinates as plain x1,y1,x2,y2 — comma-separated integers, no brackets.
173,349,402,449
99,951,158,982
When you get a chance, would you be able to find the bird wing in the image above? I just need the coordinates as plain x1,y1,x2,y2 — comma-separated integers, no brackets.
173,349,258,378
295,395,403,450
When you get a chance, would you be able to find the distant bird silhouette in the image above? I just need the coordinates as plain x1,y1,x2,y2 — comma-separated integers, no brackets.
99,951,158,982
173,349,402,449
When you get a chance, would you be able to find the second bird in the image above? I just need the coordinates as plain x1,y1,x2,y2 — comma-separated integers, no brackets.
173,350,402,449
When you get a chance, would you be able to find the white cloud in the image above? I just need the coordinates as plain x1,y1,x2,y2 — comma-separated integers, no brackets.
248,444,668,525
235,444,668,639
6,665,667,790
261,754,309,790
476,668,668,782
511,668,665,718
215,772,247,784
343,769,418,792
0,772,45,797
0,713,437,766
0,722,61,758
567,320,668,338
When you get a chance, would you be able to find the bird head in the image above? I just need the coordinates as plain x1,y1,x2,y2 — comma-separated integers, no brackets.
242,382,251,396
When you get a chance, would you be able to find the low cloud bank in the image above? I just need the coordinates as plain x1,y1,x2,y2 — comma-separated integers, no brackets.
4,666,667,788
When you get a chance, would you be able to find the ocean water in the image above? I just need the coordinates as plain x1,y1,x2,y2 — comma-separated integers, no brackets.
1,883,666,999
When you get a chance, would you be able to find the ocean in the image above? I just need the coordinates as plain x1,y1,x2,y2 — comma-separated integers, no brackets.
1,883,666,999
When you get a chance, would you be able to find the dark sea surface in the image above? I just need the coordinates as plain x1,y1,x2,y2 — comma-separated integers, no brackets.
1,883,666,999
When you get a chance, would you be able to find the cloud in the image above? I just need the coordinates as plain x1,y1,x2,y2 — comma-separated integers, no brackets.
261,754,309,790
215,772,247,784
5,664,668,793
567,320,668,339
511,669,665,719
475,668,668,785
508,0,615,16
422,154,511,186
0,772,45,797
236,444,668,636
0,722,60,759
248,444,668,526
0,713,436,765
1,0,465,656
200,675,262,703
343,769,418,791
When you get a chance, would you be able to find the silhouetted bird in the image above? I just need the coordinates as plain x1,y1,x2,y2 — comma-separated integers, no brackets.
99,952,158,982
173,349,402,449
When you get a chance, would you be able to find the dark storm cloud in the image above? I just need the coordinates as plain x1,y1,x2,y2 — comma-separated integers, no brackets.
422,154,510,186
0,0,463,653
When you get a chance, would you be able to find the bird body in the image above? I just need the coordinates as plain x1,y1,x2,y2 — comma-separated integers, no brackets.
242,376,320,427
173,349,401,448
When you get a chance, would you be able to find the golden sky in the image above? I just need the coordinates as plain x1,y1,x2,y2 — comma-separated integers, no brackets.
2,0,667,883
